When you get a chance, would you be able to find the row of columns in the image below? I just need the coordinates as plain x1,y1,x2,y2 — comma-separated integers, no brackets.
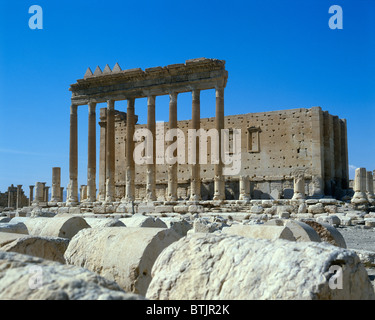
67,86,225,205
7,184,25,209
32,167,63,205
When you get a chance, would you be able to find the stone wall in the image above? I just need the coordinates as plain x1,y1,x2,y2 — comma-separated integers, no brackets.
105,106,348,201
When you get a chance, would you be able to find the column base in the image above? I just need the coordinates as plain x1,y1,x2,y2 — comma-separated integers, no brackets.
351,192,369,204
238,194,250,202
213,194,225,201
66,201,79,207
292,193,305,201
189,195,201,203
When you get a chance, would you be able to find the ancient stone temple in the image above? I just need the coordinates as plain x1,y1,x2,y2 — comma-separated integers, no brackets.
108,106,348,201
68,58,349,205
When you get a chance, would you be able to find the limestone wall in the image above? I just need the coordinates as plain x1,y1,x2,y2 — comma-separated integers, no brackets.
105,106,348,201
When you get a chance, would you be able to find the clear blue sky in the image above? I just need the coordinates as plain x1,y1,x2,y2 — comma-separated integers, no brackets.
0,0,374,194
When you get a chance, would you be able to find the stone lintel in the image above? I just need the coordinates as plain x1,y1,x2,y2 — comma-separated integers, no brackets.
70,58,227,105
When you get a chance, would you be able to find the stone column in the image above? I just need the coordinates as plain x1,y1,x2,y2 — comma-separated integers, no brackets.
82,185,87,201
16,185,22,209
333,116,342,191
292,173,305,200
213,86,225,201
7,186,13,208
105,100,115,203
50,167,61,203
33,182,44,205
190,89,201,202
125,98,135,202
323,112,335,196
44,186,50,203
341,119,349,189
87,102,97,202
80,185,84,202
98,108,107,201
67,104,79,205
29,185,34,206
239,175,250,201
311,107,324,197
60,187,64,202
167,92,178,201
351,168,368,206
146,95,156,202
366,171,375,205
41,182,46,201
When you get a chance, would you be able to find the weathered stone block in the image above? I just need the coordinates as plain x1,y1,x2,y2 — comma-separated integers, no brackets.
1,235,69,263
84,218,126,228
365,218,375,227
189,218,222,234
222,224,296,241
120,215,167,228
146,233,375,300
0,251,143,300
173,205,189,214
64,227,181,296
188,205,204,213
154,205,174,213
303,220,346,248
250,205,263,214
0,222,28,235
324,205,338,214
319,198,338,205
21,216,90,240
308,203,325,214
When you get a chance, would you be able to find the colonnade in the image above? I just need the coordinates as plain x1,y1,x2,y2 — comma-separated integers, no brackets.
66,87,226,205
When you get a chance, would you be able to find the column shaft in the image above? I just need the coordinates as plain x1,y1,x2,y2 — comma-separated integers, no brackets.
167,92,178,201
51,167,61,202
190,89,201,201
146,96,156,201
87,102,97,202
125,98,135,202
105,100,115,202
351,167,368,205
98,108,107,201
60,187,64,202
7,186,12,208
44,187,49,203
213,86,225,200
16,185,22,209
29,186,34,206
67,104,78,204
33,182,44,205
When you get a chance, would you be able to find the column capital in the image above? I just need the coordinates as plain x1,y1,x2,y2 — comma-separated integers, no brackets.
215,86,224,96
88,101,97,113
127,98,135,108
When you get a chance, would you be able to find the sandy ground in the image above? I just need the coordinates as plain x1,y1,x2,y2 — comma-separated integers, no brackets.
338,226,375,289
338,226,375,252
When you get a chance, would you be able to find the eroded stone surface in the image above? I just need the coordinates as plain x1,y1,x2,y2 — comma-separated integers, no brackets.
64,227,181,296
146,233,375,300
0,251,144,300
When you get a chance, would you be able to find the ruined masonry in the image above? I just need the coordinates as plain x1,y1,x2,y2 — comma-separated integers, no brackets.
65,58,349,205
